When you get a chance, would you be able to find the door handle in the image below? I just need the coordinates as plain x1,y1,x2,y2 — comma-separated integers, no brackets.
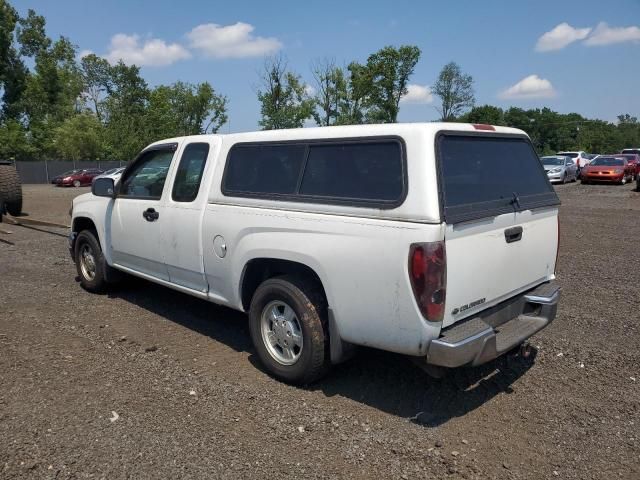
143,208,159,222
504,226,523,243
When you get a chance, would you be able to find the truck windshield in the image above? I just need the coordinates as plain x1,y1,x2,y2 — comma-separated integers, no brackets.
437,134,559,223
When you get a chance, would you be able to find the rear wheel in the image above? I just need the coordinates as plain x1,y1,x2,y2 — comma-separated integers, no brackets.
248,275,329,385
0,163,22,216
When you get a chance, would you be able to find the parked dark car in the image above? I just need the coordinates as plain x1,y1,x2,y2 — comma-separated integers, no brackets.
52,168,104,187
617,153,640,180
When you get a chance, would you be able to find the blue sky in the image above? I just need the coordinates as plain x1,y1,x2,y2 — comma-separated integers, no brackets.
14,0,640,132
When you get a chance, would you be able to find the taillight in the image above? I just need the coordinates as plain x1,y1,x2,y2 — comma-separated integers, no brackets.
408,242,447,322
555,216,560,274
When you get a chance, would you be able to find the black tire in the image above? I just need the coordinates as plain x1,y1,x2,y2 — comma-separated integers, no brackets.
562,173,567,184
0,163,23,216
581,179,588,185
248,275,329,385
74,230,110,293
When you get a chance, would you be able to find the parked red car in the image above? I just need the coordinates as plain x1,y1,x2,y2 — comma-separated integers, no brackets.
52,168,104,187
617,153,640,180
581,156,634,185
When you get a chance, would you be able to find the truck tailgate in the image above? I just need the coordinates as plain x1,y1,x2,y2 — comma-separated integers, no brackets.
443,208,558,327
436,132,560,328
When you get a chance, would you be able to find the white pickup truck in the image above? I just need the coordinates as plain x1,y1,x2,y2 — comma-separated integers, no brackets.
69,123,561,384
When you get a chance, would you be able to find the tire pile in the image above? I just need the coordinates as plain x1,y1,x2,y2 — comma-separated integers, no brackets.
0,161,23,218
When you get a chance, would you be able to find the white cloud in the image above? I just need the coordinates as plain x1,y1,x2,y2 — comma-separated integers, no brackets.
78,49,94,59
105,33,191,67
535,22,591,51
186,22,281,58
400,84,433,104
584,22,640,46
499,75,557,100
304,84,316,97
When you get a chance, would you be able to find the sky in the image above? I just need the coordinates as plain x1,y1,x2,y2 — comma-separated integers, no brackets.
13,0,640,133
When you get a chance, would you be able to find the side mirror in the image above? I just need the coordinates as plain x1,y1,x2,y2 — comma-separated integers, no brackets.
92,177,116,198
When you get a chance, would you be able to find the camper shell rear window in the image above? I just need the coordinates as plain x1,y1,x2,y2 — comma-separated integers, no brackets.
436,132,560,224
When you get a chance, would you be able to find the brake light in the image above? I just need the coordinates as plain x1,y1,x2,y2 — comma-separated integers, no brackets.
408,242,447,322
472,124,495,131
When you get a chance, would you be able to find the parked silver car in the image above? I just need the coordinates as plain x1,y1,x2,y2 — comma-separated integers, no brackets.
541,156,578,183
91,167,125,185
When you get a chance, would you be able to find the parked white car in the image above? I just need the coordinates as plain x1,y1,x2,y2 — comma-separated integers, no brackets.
69,123,561,384
557,151,591,168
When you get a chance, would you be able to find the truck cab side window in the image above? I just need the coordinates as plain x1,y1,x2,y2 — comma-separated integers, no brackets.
120,149,174,199
172,143,210,202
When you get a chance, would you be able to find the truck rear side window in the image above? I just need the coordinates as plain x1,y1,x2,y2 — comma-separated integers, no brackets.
299,142,403,202
172,143,210,202
438,134,559,223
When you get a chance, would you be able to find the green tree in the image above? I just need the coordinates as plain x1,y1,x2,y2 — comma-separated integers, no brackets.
460,105,505,125
0,0,28,119
53,113,102,161
257,55,314,130
80,53,111,122
145,81,228,139
310,58,348,126
433,62,475,121
0,119,35,160
102,61,149,160
335,61,370,125
359,45,421,123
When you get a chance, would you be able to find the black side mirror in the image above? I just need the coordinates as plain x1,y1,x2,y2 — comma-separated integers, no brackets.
92,177,116,198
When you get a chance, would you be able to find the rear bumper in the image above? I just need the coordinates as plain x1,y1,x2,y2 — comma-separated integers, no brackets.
426,281,560,368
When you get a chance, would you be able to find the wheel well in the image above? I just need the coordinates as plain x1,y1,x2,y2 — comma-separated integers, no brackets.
241,258,327,311
73,217,98,236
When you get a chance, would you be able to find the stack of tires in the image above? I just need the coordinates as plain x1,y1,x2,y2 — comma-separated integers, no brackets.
0,161,22,218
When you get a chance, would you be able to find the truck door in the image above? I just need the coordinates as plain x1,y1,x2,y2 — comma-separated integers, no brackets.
110,144,177,281
161,141,215,293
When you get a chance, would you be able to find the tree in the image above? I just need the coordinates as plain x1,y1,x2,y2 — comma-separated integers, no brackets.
360,45,421,123
257,55,314,130
145,81,228,139
334,61,369,125
0,0,28,119
53,113,102,161
310,58,347,126
80,53,111,122
102,61,149,160
433,62,475,121
460,105,505,125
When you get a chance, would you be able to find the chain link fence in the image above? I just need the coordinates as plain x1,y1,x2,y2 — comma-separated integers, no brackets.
15,160,127,184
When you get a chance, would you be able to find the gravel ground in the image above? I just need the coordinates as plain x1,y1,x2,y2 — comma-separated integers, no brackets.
1,183,638,479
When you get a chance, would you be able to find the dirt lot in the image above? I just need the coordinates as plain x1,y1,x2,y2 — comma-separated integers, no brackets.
1,183,639,479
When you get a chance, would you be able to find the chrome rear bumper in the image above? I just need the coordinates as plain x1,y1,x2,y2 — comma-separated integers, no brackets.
426,281,560,368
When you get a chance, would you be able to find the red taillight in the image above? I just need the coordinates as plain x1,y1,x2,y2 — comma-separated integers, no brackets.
408,242,447,322
472,123,495,131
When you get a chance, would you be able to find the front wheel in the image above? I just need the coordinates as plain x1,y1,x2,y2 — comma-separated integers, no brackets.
248,275,329,385
74,230,111,292
73,180,81,187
